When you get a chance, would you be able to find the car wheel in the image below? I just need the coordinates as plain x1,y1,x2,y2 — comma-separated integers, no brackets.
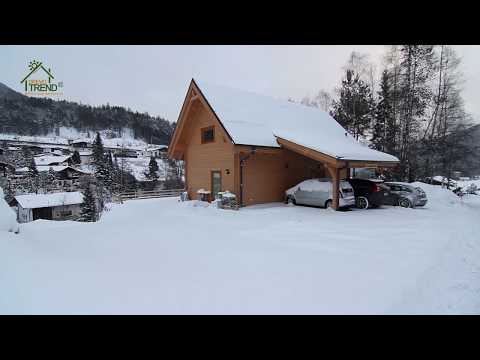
356,196,369,209
398,198,412,208
287,196,296,205
325,200,332,209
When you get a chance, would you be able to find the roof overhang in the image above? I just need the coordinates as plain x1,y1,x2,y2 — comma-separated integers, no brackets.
276,137,398,169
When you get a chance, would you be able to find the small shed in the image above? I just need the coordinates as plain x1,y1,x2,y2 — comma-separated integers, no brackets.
14,192,84,223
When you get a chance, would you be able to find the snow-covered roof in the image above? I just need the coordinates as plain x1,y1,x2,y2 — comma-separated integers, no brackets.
195,80,399,163
34,155,71,166
146,145,168,151
16,165,90,174
15,192,84,209
432,176,456,184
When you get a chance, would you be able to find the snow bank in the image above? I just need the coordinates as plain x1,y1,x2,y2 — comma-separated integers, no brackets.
0,188,19,233
411,182,461,209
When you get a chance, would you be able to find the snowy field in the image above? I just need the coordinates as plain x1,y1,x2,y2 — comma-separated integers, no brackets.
1,183,480,314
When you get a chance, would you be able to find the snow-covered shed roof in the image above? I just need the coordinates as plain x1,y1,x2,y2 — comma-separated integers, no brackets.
15,192,84,209
194,80,399,163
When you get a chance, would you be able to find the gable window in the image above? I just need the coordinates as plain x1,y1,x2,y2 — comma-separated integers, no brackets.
201,126,215,144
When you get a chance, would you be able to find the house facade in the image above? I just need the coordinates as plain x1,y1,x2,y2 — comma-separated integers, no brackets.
168,79,399,209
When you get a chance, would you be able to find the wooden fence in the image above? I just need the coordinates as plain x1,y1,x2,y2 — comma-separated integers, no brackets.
113,188,185,202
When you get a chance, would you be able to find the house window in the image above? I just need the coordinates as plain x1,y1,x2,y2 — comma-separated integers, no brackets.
60,210,72,217
201,126,215,144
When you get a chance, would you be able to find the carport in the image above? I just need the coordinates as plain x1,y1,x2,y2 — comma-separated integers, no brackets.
276,137,399,210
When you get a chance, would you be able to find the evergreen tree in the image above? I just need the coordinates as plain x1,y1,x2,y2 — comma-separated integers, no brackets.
46,167,57,191
330,69,376,140
145,156,159,182
91,133,113,190
371,70,396,154
79,185,97,222
27,157,39,193
92,132,105,166
71,150,81,165
20,147,34,168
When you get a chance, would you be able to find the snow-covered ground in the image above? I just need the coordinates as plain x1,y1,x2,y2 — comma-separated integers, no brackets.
0,188,18,233
456,179,480,190
1,183,479,314
119,156,167,181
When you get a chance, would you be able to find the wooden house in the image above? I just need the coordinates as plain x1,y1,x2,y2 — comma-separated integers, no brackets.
168,79,399,210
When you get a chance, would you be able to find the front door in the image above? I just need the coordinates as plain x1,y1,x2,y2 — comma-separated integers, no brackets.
211,171,222,200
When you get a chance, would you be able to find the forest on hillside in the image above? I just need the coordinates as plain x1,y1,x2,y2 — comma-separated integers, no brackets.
297,45,480,180
0,83,175,145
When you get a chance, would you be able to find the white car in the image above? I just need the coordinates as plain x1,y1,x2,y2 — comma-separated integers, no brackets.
285,178,355,209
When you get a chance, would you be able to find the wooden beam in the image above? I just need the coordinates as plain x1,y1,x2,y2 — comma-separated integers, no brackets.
325,165,336,179
276,137,344,167
234,145,282,156
347,161,399,168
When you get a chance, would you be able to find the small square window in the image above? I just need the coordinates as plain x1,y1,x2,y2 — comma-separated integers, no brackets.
201,126,215,144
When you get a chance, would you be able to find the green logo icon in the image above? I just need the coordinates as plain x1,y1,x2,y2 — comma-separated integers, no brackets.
21,60,63,96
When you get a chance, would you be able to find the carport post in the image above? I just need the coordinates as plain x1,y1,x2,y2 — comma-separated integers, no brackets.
331,167,340,210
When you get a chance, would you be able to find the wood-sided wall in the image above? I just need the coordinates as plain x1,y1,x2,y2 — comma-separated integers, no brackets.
183,101,236,200
240,147,332,206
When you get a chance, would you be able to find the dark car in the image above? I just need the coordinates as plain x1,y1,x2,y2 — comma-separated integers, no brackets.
346,178,391,209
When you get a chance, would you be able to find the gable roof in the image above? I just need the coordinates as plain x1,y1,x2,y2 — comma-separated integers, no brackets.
191,79,399,163
15,192,83,209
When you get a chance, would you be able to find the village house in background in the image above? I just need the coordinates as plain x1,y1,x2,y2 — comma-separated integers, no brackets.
168,79,399,209
12,192,84,223
0,131,175,220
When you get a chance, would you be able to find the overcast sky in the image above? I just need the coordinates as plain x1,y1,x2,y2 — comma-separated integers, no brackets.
1,45,479,124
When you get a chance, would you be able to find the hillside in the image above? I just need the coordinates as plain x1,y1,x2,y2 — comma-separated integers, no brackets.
0,82,175,145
